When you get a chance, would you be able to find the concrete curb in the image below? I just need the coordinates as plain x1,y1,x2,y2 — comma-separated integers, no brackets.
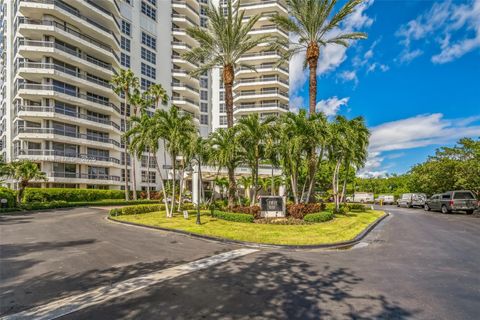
107,211,390,250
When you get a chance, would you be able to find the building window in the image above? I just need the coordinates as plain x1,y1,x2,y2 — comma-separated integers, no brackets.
200,114,208,125
142,32,156,49
120,53,130,67
200,17,208,27
200,78,208,88
141,63,156,79
141,78,154,90
141,47,156,64
200,90,208,100
146,0,156,5
141,1,156,20
121,36,130,51
219,103,226,113
200,102,208,112
121,20,131,36
219,116,227,126
219,92,225,100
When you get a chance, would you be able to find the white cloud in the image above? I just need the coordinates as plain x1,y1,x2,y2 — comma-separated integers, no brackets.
289,95,305,114
358,113,480,176
289,0,374,93
339,70,358,85
396,0,480,64
316,96,349,116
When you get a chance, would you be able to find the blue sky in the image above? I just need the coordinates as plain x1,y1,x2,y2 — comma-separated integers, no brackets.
289,0,480,177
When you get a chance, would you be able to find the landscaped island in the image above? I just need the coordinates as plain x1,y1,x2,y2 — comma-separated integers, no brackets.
110,205,385,246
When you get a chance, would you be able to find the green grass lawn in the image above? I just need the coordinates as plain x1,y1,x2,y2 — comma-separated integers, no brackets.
112,210,385,245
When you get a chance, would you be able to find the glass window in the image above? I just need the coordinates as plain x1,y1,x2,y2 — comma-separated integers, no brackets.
453,192,474,199
121,53,130,68
141,78,154,91
141,47,156,64
142,32,156,49
200,102,208,112
121,20,131,36
200,114,208,125
141,1,156,20
141,62,156,79
121,36,130,51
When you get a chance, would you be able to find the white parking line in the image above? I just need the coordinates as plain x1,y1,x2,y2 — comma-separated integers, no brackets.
2,248,258,320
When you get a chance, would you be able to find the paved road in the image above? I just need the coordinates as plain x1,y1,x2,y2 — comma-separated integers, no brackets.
1,206,479,319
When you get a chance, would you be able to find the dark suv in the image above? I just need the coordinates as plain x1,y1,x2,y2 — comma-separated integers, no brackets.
424,190,479,214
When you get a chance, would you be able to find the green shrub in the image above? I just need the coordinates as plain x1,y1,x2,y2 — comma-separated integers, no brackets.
23,188,126,203
347,203,368,212
286,203,326,219
0,187,17,208
110,204,165,216
304,211,334,223
20,200,69,211
212,210,254,223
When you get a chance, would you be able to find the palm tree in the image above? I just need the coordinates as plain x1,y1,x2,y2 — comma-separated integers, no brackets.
271,0,368,114
7,160,47,203
146,83,169,110
209,127,243,207
191,136,211,204
237,114,275,206
258,177,271,195
111,69,139,200
213,176,229,201
183,0,270,127
153,107,197,217
238,176,253,200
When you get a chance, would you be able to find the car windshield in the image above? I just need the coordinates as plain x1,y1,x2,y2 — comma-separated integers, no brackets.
453,192,474,199
402,194,411,199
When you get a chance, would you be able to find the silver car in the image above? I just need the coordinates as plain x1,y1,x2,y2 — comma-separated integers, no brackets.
397,193,426,208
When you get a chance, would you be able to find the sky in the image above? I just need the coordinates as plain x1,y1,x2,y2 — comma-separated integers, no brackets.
288,0,480,177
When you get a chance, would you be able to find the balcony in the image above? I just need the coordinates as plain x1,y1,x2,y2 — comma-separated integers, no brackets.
16,61,112,91
236,63,288,76
233,89,289,102
172,96,200,114
249,26,288,38
16,127,121,148
233,102,289,115
50,171,121,183
16,149,121,165
15,105,121,131
172,0,200,20
238,50,282,62
239,0,288,14
15,83,120,114
15,17,119,63
233,76,289,90
15,39,114,75
17,0,120,47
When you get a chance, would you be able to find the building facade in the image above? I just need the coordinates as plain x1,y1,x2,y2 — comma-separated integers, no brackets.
0,0,288,190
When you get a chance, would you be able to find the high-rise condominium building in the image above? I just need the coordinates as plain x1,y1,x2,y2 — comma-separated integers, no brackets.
211,0,289,130
0,0,287,190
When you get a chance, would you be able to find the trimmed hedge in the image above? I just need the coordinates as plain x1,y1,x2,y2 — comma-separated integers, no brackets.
0,187,16,208
287,203,327,219
212,210,254,223
110,203,165,216
304,211,334,223
23,188,126,203
347,203,368,212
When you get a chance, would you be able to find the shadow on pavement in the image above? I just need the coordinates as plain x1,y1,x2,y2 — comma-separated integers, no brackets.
64,252,419,319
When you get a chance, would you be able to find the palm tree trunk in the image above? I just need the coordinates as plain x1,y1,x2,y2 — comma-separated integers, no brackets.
123,113,130,201
154,156,170,217
290,173,299,204
177,167,185,212
170,154,176,217
198,161,204,203
340,163,349,203
306,148,324,203
146,152,151,200
307,43,319,115
333,159,342,210
227,167,236,208
131,157,137,200
270,166,274,196
223,65,235,128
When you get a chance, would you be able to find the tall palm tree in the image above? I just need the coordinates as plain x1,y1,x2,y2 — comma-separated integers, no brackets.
111,69,139,200
153,107,197,217
191,136,211,204
146,83,169,110
238,176,253,200
237,114,275,206
7,160,47,203
271,0,368,114
209,127,243,207
183,0,270,127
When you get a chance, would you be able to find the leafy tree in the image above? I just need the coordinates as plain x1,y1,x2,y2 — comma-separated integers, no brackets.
208,127,243,207
271,0,367,113
111,69,139,200
6,160,47,203
237,114,276,205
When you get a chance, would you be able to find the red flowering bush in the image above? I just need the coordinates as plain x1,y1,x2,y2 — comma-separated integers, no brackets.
286,203,326,219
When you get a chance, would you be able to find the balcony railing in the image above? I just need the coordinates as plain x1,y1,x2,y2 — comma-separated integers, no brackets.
240,50,281,58
235,89,288,97
50,171,121,181
16,61,111,88
172,96,199,106
15,83,120,113
235,103,289,110
239,0,287,11
172,0,199,14
172,82,199,93
15,17,119,61
15,39,114,71
235,76,288,85
17,149,120,164
172,13,197,26
15,105,120,130
18,0,120,45
84,0,121,30
16,127,121,147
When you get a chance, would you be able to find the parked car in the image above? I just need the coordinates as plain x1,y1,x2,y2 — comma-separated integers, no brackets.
424,190,478,214
397,193,426,208
375,194,395,205
347,192,374,203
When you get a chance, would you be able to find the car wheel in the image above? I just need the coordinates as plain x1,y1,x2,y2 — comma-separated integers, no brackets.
424,204,430,211
441,205,450,214
466,210,473,215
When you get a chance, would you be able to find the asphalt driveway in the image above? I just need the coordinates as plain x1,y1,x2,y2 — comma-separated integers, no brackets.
1,206,479,319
